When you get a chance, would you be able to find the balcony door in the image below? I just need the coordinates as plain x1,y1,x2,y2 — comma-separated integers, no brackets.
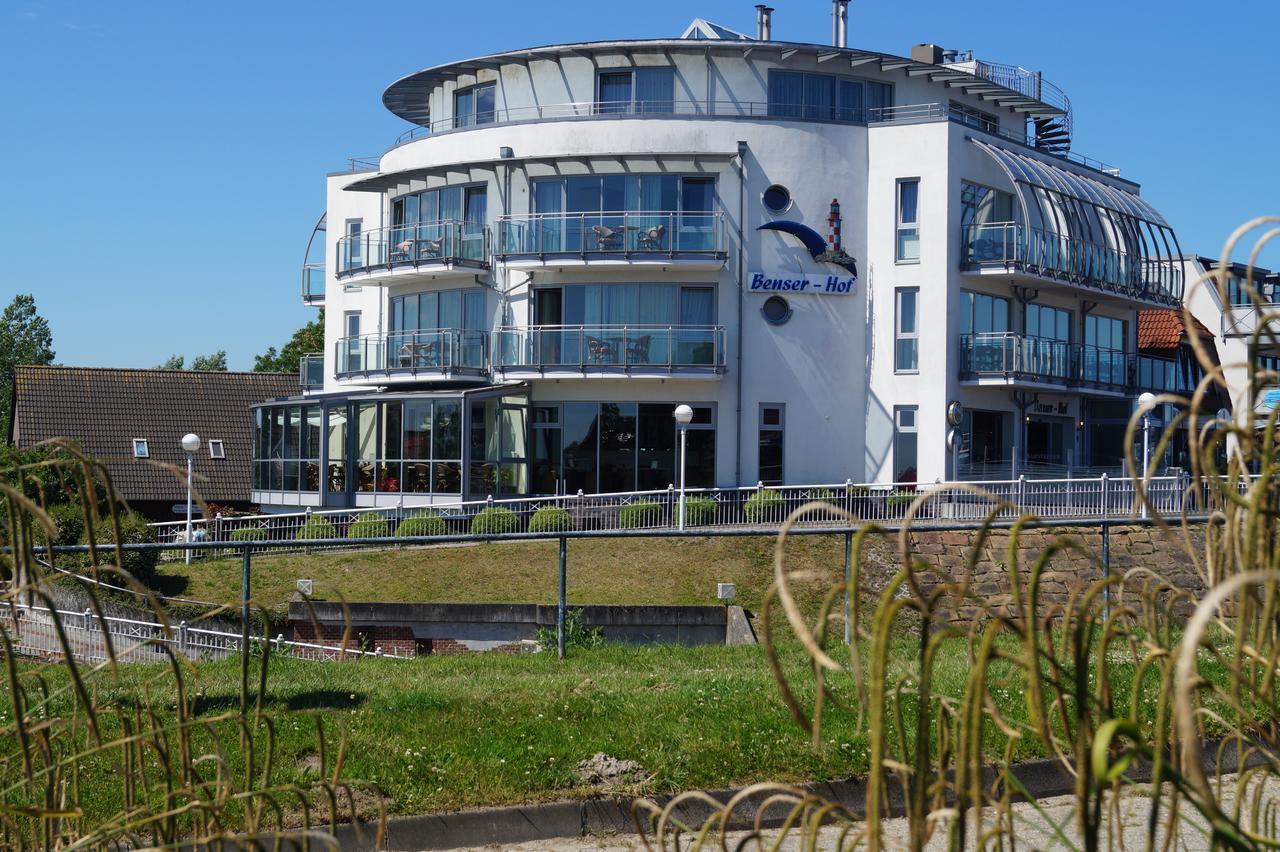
1024,303,1070,380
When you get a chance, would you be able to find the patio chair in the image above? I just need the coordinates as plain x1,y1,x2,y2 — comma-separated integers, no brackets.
586,336,614,363
626,335,652,365
637,224,666,250
591,225,623,250
418,238,443,258
398,343,414,368
391,240,414,262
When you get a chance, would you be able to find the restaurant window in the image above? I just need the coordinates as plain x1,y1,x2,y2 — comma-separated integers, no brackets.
536,402,714,495
896,179,920,262
454,82,496,128
339,399,462,495
597,67,674,114
758,404,784,485
895,287,919,372
768,70,891,121
469,395,528,497
252,404,321,492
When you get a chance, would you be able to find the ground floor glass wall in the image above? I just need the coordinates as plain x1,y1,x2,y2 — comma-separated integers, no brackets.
253,404,322,491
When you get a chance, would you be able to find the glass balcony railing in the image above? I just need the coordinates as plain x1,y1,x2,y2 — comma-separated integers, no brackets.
492,325,725,372
336,221,489,278
335,329,488,377
299,353,324,390
496,212,725,261
301,263,324,304
962,222,1182,305
960,333,1181,393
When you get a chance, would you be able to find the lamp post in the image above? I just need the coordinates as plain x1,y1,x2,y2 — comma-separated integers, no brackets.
674,405,693,530
1137,393,1154,520
181,433,201,565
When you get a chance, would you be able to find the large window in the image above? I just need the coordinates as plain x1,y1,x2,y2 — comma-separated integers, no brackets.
597,68,674,114
758,404,785,485
253,405,321,492
391,184,487,261
345,399,462,495
893,406,918,483
454,82,495,128
767,70,892,121
950,101,998,133
960,182,1015,231
469,395,528,497
389,288,487,369
1025,303,1072,379
895,287,919,372
1083,314,1128,386
538,402,714,495
896,179,920,262
959,290,1011,373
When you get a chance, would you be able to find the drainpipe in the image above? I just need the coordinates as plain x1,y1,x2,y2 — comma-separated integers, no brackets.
734,141,748,487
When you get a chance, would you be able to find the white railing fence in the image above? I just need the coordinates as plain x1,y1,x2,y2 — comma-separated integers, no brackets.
151,473,1241,559
2,604,405,663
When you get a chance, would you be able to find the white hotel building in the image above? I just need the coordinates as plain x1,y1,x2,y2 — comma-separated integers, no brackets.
254,6,1186,510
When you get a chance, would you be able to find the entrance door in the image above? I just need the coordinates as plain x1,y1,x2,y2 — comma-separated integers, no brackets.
1025,417,1067,471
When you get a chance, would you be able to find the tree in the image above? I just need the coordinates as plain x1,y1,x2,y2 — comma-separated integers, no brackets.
254,310,324,374
0,294,55,442
190,351,227,371
156,354,184,369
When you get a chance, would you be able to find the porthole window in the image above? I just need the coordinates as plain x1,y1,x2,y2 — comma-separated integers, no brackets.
761,295,792,325
762,184,791,214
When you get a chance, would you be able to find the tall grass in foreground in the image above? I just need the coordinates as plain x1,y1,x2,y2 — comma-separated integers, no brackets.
0,440,384,848
633,220,1280,849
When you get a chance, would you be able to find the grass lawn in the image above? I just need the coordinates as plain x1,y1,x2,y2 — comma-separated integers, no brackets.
154,535,898,616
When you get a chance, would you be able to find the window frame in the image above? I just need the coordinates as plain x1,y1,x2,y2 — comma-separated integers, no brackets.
894,287,920,373
892,405,919,483
453,82,496,128
208,439,225,460
758,403,785,486
132,438,149,459
895,178,921,264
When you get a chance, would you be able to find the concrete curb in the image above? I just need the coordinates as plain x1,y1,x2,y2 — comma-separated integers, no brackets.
291,738,1262,850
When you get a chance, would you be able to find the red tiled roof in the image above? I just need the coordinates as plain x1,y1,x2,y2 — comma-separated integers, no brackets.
1138,310,1213,351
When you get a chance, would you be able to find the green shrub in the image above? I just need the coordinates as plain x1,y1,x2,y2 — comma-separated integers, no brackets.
396,510,447,538
535,607,602,651
886,493,918,513
743,489,783,523
228,527,267,542
346,511,390,539
809,487,836,502
528,505,572,533
847,485,872,497
77,511,159,585
295,515,337,540
682,496,717,526
471,506,521,535
619,501,664,529
33,502,86,548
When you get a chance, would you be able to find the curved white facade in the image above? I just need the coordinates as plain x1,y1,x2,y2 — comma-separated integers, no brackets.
255,26,1185,509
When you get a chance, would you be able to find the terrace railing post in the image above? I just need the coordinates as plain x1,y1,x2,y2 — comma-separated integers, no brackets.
1101,472,1109,519
557,536,567,661
178,620,188,657
241,544,251,634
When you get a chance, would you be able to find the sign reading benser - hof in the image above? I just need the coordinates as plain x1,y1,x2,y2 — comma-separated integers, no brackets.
748,272,855,295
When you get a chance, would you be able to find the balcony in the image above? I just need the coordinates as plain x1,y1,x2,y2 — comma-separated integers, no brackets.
492,325,725,378
335,221,489,286
962,223,1182,307
299,353,324,391
495,212,726,270
335,329,488,382
959,333,1177,395
1220,303,1280,342
301,263,324,306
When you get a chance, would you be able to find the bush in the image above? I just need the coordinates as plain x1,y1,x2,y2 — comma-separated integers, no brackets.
743,489,783,523
295,515,337,540
682,496,717,526
77,511,159,585
471,506,521,535
33,502,86,548
619,501,664,529
535,607,602,651
228,527,267,542
346,511,390,539
886,493,918,513
396,510,447,538
528,505,572,533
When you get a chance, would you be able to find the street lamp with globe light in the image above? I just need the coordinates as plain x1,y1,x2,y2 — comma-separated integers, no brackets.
674,405,694,530
1137,393,1155,519
181,433,201,564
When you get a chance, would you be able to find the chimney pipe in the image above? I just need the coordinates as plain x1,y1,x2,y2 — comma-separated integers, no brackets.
755,5,773,40
836,0,849,48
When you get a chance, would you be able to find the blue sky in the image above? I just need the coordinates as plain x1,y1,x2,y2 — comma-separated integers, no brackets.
1,0,1276,370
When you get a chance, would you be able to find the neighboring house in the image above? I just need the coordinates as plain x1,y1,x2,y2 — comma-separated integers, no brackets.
8,366,297,519
266,7,1191,511
1183,255,1280,419
1136,308,1228,469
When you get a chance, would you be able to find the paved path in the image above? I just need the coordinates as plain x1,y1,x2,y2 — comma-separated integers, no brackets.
448,776,1276,851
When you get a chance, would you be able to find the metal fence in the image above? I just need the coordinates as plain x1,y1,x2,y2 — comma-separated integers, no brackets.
2,604,406,663
150,474,1220,559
